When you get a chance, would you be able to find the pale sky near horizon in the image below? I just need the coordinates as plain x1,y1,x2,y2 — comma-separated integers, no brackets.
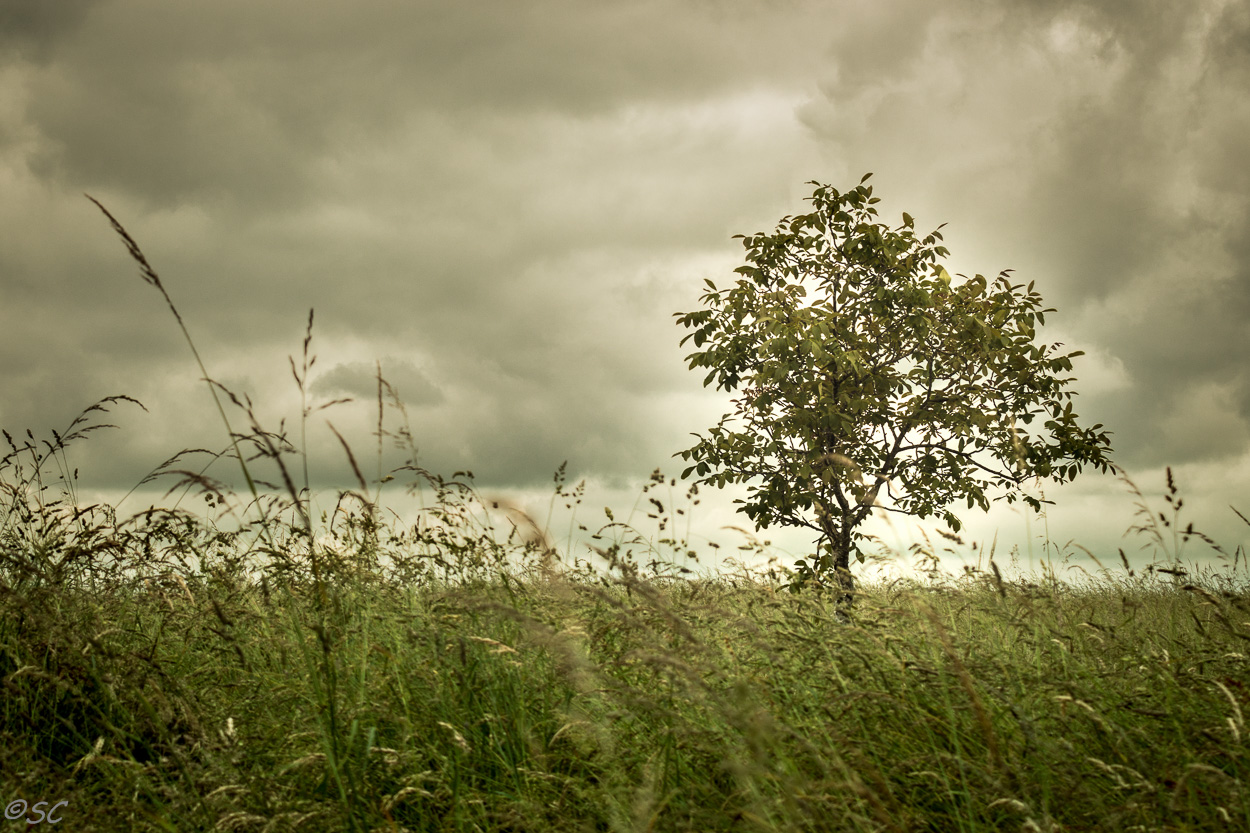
2,0,1248,582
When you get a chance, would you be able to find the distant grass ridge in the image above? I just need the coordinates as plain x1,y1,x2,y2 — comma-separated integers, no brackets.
0,202,1246,831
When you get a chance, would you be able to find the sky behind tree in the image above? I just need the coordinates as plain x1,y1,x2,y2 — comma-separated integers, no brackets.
2,0,1247,580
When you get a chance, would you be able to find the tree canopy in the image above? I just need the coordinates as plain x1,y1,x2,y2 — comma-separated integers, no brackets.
673,174,1114,597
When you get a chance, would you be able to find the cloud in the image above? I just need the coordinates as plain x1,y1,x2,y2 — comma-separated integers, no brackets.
0,0,100,62
19,0,830,209
795,0,1250,474
2,0,1247,570
311,359,443,407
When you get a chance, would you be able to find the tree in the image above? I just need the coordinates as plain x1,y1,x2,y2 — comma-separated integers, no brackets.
673,175,1114,603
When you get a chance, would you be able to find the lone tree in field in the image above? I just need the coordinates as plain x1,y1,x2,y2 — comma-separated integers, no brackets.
674,174,1114,600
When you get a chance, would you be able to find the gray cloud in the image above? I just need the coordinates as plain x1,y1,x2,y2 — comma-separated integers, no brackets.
21,0,829,209
0,0,100,62
796,0,1250,475
2,0,1246,570
311,359,443,407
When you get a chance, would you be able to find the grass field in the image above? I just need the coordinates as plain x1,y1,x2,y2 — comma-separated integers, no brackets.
2,437,1247,832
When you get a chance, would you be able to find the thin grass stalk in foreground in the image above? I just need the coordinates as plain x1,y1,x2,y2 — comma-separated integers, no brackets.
84,196,329,588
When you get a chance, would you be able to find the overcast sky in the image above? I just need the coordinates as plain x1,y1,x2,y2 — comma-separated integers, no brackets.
2,0,1247,582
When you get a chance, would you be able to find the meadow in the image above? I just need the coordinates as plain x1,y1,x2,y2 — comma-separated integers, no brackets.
2,207,1248,831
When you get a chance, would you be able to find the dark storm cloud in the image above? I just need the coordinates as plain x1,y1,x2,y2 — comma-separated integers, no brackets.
3,0,826,498
0,0,100,61
1015,0,1250,468
2,0,1246,566
799,0,1250,472
21,0,826,209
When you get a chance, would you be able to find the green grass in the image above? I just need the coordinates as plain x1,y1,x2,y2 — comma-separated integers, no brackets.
3,467,1248,832
1,200,1247,831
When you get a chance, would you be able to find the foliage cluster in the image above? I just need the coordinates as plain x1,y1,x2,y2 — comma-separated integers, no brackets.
674,176,1114,596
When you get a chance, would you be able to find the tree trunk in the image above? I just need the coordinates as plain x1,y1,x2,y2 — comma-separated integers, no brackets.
832,533,855,621
819,517,855,621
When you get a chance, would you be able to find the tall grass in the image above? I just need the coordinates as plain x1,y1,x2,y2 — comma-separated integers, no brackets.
0,203,1247,831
